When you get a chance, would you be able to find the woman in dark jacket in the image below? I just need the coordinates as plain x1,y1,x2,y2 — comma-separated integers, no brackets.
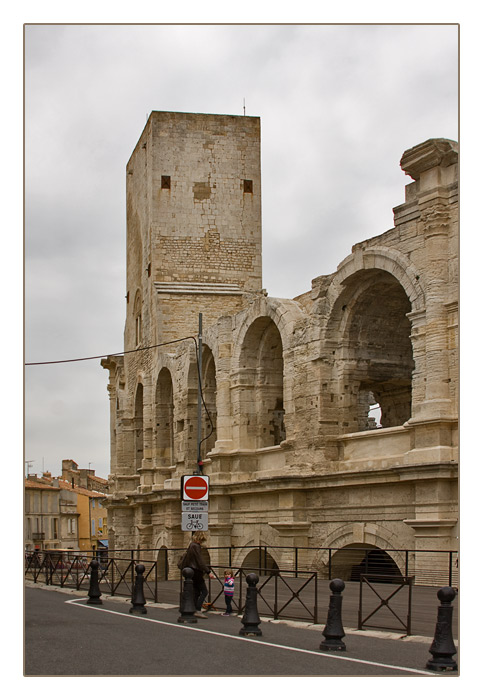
183,532,213,618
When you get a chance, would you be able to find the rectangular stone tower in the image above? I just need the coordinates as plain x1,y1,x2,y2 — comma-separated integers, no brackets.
125,111,262,348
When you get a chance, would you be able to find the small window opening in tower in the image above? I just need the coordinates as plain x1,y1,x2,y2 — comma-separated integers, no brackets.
161,175,171,189
243,179,253,193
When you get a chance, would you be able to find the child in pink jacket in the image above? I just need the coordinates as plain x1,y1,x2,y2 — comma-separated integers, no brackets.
223,569,235,615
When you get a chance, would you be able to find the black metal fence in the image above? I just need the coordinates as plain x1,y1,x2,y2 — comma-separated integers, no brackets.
200,564,318,623
24,550,318,622
24,547,459,633
99,545,458,588
24,551,159,602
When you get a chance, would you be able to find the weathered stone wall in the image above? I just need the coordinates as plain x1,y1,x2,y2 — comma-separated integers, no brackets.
102,114,458,580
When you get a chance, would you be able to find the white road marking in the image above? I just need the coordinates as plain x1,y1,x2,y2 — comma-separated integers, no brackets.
65,598,436,676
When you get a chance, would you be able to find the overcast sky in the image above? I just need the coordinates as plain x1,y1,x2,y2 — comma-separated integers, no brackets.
24,23,458,480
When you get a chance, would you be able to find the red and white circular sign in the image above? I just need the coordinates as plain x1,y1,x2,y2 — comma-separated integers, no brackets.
182,475,209,501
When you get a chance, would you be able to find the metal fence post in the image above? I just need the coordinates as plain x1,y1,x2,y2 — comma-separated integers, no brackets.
314,572,318,624
155,561,158,603
274,572,278,619
131,549,135,589
448,551,452,587
328,548,332,580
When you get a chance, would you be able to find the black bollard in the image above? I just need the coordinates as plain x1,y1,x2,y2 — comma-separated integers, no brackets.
239,573,262,637
178,567,198,624
86,559,102,605
130,564,147,615
320,578,346,651
426,586,458,672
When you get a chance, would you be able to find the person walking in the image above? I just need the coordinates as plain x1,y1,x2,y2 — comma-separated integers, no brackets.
181,532,213,618
222,569,235,616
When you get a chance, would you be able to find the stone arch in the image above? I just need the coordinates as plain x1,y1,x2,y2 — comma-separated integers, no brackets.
133,289,142,347
156,545,169,581
231,297,306,451
154,367,174,467
239,548,280,575
323,248,424,432
201,345,217,455
328,544,403,582
310,524,407,578
133,382,144,472
233,296,306,364
237,316,285,449
184,342,218,463
328,246,425,312
231,526,283,572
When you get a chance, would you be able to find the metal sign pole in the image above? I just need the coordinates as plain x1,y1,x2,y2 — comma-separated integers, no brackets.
197,312,203,474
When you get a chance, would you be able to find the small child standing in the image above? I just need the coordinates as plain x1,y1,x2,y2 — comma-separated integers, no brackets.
223,569,235,615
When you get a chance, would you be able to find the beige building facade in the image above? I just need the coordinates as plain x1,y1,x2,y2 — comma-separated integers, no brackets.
102,112,458,581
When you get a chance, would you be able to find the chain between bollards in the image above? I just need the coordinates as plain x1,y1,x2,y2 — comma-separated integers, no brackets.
320,578,346,651
130,564,147,615
86,559,102,605
178,567,198,624
426,586,458,672
239,573,262,637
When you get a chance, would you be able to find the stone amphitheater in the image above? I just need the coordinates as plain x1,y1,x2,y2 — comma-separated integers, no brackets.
101,111,458,584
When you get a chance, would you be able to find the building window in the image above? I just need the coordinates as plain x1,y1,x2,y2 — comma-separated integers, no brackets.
243,179,253,193
91,519,95,536
53,518,58,539
161,175,171,189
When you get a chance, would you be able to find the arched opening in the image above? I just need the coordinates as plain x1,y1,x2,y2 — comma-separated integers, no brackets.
201,346,217,455
240,548,280,575
133,290,142,348
329,544,403,583
155,368,174,467
330,270,414,432
186,345,217,464
156,546,169,581
239,317,285,449
134,383,143,472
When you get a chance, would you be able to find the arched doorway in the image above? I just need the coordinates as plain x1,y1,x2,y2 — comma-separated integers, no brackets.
240,548,279,576
329,544,402,583
239,317,285,449
156,546,169,581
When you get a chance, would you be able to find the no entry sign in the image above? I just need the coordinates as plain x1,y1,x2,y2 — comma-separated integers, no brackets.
182,475,209,501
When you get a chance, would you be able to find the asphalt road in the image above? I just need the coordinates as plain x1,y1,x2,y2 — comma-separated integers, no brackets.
24,585,457,677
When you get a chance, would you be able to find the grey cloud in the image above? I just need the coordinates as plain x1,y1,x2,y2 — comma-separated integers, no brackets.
25,24,458,478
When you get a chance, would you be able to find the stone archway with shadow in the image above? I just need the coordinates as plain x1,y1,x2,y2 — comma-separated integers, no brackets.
239,547,280,576
156,545,169,581
328,544,403,583
322,246,426,434
311,525,407,583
